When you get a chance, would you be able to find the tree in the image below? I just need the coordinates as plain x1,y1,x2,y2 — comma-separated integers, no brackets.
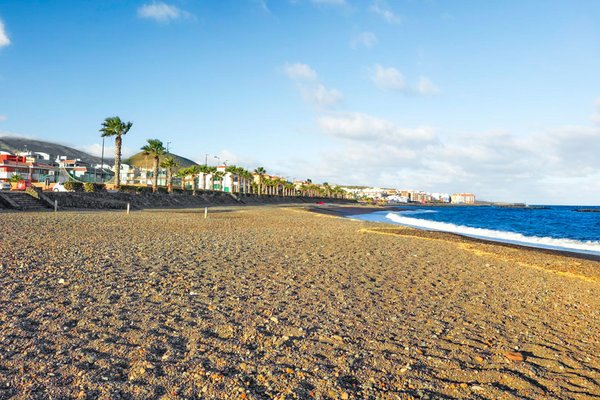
225,165,239,193
187,165,202,195
160,156,178,194
141,139,166,193
100,116,132,189
176,167,189,190
213,171,225,191
254,167,266,195
207,166,217,191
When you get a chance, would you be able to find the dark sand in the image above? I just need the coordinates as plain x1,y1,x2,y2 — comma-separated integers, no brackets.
0,206,599,399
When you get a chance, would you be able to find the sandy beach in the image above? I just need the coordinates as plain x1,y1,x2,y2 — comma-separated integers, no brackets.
0,205,599,399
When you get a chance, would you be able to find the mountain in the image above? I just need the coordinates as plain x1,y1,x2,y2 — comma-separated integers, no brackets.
125,151,198,170
0,136,105,164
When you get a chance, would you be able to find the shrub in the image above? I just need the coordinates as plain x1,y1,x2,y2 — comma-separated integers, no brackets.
83,183,106,193
9,174,23,183
63,181,84,192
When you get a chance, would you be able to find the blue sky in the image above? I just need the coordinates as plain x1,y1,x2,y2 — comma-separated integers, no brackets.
1,0,599,203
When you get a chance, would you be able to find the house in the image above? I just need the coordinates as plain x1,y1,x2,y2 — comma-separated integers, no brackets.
451,193,476,204
0,153,58,184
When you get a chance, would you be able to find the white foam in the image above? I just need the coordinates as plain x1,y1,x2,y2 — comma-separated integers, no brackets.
385,212,600,255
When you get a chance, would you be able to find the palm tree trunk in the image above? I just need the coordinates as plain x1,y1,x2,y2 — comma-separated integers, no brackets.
114,135,122,188
192,174,197,196
167,168,173,193
152,157,159,193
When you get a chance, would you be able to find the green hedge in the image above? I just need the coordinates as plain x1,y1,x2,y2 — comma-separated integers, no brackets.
63,181,84,192
84,183,107,193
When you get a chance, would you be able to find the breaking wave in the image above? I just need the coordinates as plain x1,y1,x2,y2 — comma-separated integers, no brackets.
385,212,600,255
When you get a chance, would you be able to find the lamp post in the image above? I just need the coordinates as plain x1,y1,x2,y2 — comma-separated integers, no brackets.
205,153,209,166
214,155,220,166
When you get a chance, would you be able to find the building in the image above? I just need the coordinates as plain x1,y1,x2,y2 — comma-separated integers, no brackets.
0,153,58,184
451,193,476,204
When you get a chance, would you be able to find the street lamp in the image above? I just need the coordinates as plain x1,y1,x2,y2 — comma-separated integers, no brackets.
214,155,220,166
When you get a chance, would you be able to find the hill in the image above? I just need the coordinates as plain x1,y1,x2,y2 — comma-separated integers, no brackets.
0,136,105,164
125,151,198,170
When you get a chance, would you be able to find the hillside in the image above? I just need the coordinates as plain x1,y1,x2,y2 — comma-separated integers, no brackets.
125,151,198,169
0,136,104,164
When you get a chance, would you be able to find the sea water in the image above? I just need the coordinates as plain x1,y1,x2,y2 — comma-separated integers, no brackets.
350,206,600,256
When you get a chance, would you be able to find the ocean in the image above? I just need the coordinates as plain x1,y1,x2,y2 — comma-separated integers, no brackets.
350,205,600,257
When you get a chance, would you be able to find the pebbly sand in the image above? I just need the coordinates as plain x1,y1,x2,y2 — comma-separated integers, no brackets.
0,205,599,399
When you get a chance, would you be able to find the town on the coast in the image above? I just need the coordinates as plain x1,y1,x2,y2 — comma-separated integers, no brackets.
0,118,476,205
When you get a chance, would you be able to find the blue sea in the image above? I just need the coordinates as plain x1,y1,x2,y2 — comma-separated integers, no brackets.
350,205,600,256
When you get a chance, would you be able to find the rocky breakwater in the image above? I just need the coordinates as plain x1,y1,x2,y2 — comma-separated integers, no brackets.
43,191,355,210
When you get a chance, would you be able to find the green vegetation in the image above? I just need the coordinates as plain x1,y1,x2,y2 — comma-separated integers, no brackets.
100,116,132,189
141,139,166,193
9,174,23,183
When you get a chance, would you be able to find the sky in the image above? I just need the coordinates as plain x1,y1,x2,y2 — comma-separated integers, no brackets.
1,0,599,204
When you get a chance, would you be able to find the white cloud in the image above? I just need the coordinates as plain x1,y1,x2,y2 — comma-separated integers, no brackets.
371,64,406,91
284,62,343,107
416,77,440,95
305,84,343,106
370,0,401,24
371,64,439,96
137,2,193,23
270,98,600,204
318,112,435,142
0,19,10,48
284,63,317,81
351,32,377,49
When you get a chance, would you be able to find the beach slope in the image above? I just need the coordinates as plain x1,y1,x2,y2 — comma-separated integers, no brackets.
0,206,598,399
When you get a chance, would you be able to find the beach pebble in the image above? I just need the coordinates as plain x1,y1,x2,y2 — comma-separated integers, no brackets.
58,278,65,284
504,351,525,362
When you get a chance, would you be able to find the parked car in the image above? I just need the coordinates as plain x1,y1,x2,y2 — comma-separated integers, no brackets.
52,182,70,192
0,182,11,190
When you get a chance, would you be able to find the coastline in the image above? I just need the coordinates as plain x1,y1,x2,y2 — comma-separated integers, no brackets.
1,206,598,398
308,204,600,262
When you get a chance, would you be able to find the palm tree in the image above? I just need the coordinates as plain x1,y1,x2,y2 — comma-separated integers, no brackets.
176,167,189,190
187,165,202,195
254,167,266,195
213,171,225,191
141,139,166,193
160,156,178,194
225,165,240,193
100,116,132,189
207,166,217,191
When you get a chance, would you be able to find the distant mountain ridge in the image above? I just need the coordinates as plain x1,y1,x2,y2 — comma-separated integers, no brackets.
0,136,105,164
0,136,198,170
125,151,198,169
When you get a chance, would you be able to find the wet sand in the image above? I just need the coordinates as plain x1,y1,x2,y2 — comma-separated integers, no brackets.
0,206,599,399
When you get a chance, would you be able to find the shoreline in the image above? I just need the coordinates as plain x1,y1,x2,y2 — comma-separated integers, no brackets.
307,204,600,262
